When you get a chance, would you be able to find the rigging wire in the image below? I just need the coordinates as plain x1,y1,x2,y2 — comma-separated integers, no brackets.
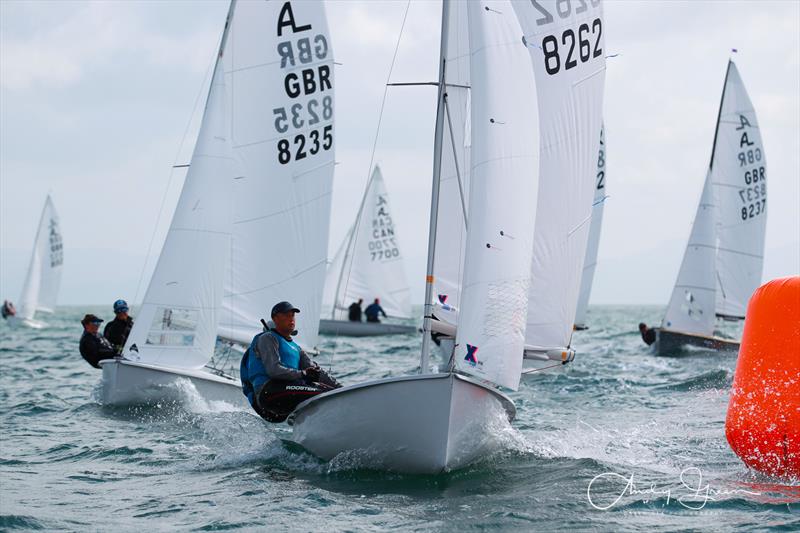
328,0,413,372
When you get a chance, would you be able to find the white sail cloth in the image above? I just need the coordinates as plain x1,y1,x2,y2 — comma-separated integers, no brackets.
453,0,540,391
17,195,63,320
662,172,718,335
124,61,235,369
711,61,767,319
513,0,607,352
324,166,412,319
431,0,472,327
574,125,607,327
220,0,336,349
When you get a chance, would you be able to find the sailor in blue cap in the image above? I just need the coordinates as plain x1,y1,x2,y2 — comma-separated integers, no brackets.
104,299,134,353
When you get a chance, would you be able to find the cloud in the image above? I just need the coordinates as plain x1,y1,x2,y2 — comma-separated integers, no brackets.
0,1,221,90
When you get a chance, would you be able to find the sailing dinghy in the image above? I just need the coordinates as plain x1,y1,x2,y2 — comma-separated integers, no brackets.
5,195,63,329
428,0,607,369
319,165,415,337
101,2,240,406
574,126,607,330
291,0,544,474
104,0,337,405
648,59,766,356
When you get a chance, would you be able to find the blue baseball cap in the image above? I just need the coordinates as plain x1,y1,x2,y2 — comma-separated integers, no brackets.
113,299,129,313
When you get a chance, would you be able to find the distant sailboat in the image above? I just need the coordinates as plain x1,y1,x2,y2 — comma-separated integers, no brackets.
290,0,605,474
102,0,336,405
574,125,607,330
319,165,415,337
5,195,63,329
648,59,766,355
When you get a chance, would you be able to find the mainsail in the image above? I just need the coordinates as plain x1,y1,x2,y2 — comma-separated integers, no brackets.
453,0,540,391
575,125,607,328
124,34,235,368
220,0,336,349
711,60,767,319
324,166,412,320
514,0,607,353
17,195,63,320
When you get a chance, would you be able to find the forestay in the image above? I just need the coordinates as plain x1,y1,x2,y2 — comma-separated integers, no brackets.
454,0,539,391
124,58,234,368
711,61,766,319
513,0,606,352
662,172,717,336
325,166,412,319
18,195,63,320
574,125,607,327
220,1,335,349
321,224,351,313
431,0,471,327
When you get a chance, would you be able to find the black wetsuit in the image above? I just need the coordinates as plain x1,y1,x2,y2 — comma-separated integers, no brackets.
79,331,116,368
251,331,341,422
104,316,134,353
641,327,657,346
347,302,362,322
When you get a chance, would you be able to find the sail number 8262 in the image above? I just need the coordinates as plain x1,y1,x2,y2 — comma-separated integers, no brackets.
542,18,602,75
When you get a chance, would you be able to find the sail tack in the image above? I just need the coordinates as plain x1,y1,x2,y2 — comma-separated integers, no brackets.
711,61,767,319
514,0,607,352
18,195,63,320
325,166,412,319
575,125,607,328
220,0,336,349
453,0,540,391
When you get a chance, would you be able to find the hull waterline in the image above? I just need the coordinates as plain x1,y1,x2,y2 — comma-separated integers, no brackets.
290,373,515,474
99,359,246,407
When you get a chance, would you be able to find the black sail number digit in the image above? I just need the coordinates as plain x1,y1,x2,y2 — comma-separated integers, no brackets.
592,18,603,57
276,126,333,165
309,129,320,155
540,18,603,75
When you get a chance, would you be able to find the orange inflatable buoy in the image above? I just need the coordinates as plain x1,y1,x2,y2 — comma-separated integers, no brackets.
725,276,800,478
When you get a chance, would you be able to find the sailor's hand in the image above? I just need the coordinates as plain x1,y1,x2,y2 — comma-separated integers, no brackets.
304,366,320,381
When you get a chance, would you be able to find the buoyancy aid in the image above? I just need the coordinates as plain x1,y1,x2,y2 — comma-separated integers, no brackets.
240,330,303,407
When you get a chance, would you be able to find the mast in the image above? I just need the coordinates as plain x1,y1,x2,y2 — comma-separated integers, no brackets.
708,60,732,171
419,0,451,374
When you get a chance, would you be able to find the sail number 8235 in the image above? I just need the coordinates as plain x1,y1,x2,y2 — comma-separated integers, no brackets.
277,125,332,165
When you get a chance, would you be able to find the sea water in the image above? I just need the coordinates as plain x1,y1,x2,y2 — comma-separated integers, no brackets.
1,306,797,531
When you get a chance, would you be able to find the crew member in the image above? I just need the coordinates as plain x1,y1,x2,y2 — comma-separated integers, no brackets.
639,322,657,346
1,300,15,319
348,298,363,322
240,301,341,422
365,298,387,323
104,299,134,353
79,314,116,368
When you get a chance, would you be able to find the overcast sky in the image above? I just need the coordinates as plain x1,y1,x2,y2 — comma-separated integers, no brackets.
1,0,798,308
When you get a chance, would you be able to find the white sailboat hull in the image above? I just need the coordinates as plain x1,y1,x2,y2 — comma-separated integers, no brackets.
290,373,515,474
99,359,245,407
318,319,416,337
